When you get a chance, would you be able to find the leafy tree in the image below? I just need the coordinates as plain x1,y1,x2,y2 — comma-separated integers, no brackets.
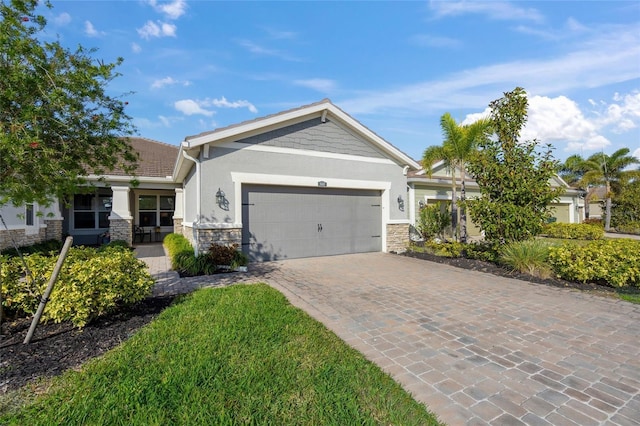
422,113,491,243
559,154,588,186
611,179,640,232
417,202,450,241
466,87,564,243
0,0,137,207
580,148,640,231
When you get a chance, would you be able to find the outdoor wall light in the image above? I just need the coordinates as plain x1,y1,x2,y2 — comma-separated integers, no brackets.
397,195,405,212
216,188,229,211
418,200,425,209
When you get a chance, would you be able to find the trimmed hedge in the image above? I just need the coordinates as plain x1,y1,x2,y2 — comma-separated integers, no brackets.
548,239,640,287
1,246,154,327
542,223,604,240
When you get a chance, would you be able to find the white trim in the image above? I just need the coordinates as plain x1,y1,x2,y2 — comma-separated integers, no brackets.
408,185,416,225
218,141,396,165
86,174,175,184
387,219,411,225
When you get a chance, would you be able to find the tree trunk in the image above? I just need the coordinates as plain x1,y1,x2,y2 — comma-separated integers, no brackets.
451,175,458,241
605,181,612,231
460,168,467,244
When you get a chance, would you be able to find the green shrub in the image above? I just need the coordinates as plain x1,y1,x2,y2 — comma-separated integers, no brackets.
1,246,154,326
163,233,195,270
583,218,603,226
99,239,131,251
542,223,604,240
463,242,500,263
417,203,450,240
423,241,464,258
548,239,640,287
499,239,552,278
615,221,640,235
0,239,63,258
208,243,248,269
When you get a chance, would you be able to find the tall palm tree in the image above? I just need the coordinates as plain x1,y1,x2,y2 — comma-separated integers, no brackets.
581,148,640,231
422,113,492,243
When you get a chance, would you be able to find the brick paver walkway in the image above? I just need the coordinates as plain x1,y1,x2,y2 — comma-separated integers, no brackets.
136,245,640,425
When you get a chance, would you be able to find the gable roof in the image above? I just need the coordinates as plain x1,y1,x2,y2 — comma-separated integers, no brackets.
174,99,420,181
106,137,179,178
409,160,573,189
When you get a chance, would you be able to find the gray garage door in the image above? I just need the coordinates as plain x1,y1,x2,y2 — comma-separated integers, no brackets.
242,185,382,261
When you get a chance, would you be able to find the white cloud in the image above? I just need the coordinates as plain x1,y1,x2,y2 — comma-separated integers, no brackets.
151,76,191,89
137,20,177,39
293,79,337,93
633,147,640,162
340,24,640,116
148,0,187,20
207,97,258,113
430,1,545,24
53,12,71,26
131,42,142,53
84,21,103,37
174,100,215,117
594,91,640,133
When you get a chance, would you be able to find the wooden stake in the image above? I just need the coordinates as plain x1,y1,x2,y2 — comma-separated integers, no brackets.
24,236,73,344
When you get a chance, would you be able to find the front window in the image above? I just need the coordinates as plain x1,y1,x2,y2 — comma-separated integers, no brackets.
138,195,175,227
73,192,112,230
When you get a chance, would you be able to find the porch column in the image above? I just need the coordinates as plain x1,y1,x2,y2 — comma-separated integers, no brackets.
109,186,133,245
173,188,184,236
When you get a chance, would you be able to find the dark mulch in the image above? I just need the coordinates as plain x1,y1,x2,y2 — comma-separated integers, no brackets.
1,295,177,394
402,250,618,295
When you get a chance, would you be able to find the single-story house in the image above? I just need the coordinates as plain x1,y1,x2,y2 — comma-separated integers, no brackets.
407,161,585,237
1,98,585,257
1,99,420,259
172,99,420,260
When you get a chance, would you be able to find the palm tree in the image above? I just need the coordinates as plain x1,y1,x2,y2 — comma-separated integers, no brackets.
581,148,640,231
422,113,492,243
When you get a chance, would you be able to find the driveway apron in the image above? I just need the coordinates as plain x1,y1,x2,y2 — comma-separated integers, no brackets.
262,253,640,426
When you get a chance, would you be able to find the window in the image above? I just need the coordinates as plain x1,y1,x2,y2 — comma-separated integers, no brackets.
25,203,34,226
138,195,175,227
73,192,112,230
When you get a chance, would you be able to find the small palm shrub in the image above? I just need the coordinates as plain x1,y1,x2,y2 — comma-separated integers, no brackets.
163,233,195,270
499,239,552,279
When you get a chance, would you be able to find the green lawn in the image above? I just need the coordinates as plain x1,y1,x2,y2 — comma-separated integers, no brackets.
1,284,441,425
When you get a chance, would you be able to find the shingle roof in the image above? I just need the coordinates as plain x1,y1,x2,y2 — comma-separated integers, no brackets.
109,137,179,178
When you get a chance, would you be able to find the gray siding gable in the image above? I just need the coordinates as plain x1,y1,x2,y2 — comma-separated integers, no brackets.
236,118,387,159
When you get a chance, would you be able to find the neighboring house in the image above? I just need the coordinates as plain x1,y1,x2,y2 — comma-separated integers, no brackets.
585,186,606,219
0,137,179,250
407,161,585,236
0,202,63,252
172,99,420,261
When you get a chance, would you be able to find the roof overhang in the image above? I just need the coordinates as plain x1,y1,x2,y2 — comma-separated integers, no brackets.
173,99,420,182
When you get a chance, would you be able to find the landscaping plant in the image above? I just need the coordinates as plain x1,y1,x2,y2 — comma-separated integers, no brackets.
1,245,154,326
417,203,450,241
499,239,552,279
548,239,640,288
542,223,604,240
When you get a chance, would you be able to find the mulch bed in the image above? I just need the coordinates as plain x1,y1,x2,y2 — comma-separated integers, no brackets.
0,252,619,396
1,295,177,394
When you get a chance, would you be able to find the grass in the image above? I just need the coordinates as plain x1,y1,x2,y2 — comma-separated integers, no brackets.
1,284,441,426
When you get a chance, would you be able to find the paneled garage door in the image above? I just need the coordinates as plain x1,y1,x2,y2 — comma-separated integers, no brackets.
242,185,382,261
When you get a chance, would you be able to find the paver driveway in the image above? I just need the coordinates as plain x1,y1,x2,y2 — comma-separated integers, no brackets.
140,247,640,425
262,253,640,426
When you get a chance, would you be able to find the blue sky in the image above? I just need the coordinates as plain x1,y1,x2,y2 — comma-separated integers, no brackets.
39,0,639,163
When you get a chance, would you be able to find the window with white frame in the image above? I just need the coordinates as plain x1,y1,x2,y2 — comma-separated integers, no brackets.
138,195,175,227
72,192,112,230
